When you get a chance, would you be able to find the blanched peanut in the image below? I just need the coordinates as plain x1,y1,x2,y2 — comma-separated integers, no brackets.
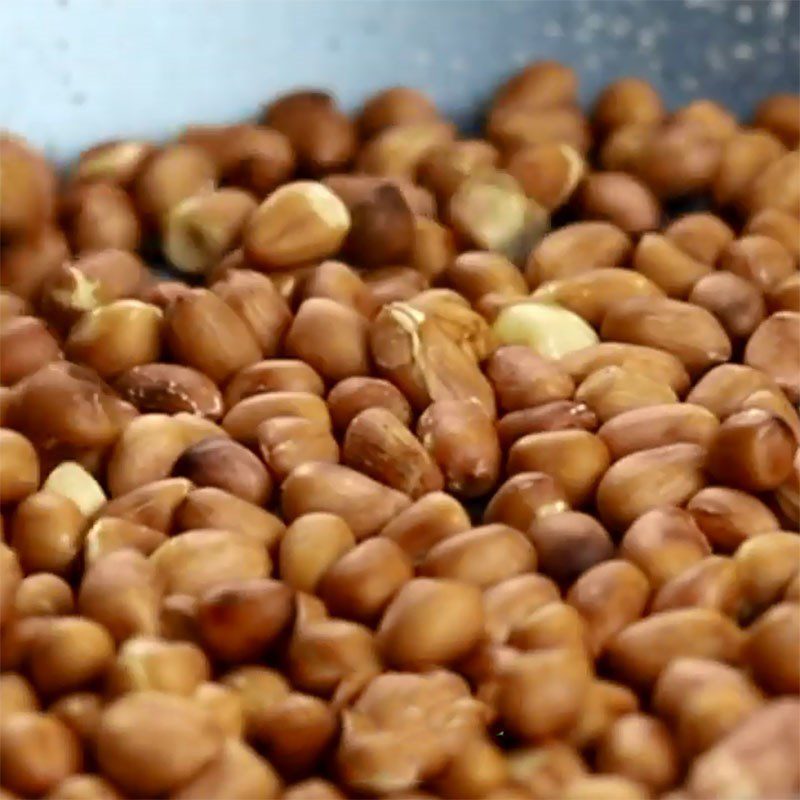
567,560,651,657
595,713,679,794
377,578,484,669
619,506,711,589
606,608,745,688
421,524,536,588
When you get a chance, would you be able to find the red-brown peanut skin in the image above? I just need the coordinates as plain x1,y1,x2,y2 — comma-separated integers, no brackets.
483,472,569,532
746,602,800,695
507,430,610,507
420,524,536,588
606,608,746,689
619,506,711,589
417,399,501,498
567,560,651,657
687,699,800,800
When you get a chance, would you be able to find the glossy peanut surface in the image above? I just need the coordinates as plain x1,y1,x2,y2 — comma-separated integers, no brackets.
1,67,798,800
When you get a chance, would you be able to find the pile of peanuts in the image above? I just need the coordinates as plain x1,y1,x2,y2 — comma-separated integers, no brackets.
1,61,799,800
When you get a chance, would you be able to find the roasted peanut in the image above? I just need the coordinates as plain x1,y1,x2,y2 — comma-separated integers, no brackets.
595,713,679,794
497,648,592,741
301,259,377,317
223,390,331,444
343,406,443,498
14,573,73,618
196,578,293,662
506,142,585,211
526,222,632,287
173,436,272,505
282,461,411,539
497,402,598,447
224,359,324,407
508,430,610,507
78,549,162,641
379,491,470,563
319,538,412,623
420,524,536,588
606,608,744,688
567,559,651,657
652,555,741,616
596,444,707,531
746,601,799,694
151,528,270,597
73,139,153,186
601,295,731,377
532,268,663,327
0,712,82,797
0,429,40,505
527,511,613,585
327,376,411,432
619,506,711,589
175,486,284,550
484,471,569,531
60,181,141,254
707,408,795,492
744,311,800,403
96,691,223,796
734,531,800,615
417,399,501,498
115,363,224,418
0,316,61,385
686,699,800,800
